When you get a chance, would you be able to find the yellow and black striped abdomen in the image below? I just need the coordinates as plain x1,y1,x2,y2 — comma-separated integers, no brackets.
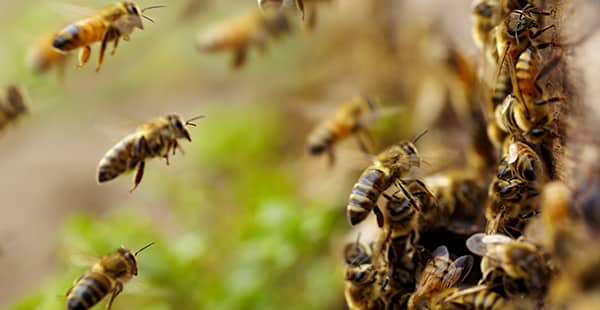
347,167,390,225
53,17,107,51
307,120,350,154
97,134,144,183
67,272,113,310
448,290,506,310
515,48,537,100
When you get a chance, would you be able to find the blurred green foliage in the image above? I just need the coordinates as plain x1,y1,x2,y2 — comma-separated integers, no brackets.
10,104,346,310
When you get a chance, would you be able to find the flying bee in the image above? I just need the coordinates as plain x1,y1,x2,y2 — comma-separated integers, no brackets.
196,10,290,69
27,31,69,80
52,2,164,72
467,233,550,298
408,245,474,310
66,243,154,310
0,85,29,133
347,131,427,226
307,96,377,166
344,264,386,310
97,114,203,192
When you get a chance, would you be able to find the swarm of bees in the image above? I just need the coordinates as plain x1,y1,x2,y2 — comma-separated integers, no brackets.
333,0,600,309
5,0,600,309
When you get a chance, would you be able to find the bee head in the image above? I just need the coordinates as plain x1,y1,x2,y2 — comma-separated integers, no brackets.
167,114,193,142
123,2,144,30
117,247,139,276
506,10,537,35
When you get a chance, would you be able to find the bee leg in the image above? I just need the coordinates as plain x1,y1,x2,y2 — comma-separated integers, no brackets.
326,149,335,167
111,37,120,56
373,205,384,228
77,46,91,68
105,282,123,310
164,154,170,165
395,180,420,212
531,25,555,40
232,48,247,69
96,29,111,72
173,140,185,156
532,96,563,106
355,129,375,154
129,161,145,193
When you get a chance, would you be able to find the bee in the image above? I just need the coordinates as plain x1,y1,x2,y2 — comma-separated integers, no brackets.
27,31,69,79
0,85,29,133
381,180,432,239
344,264,386,310
485,140,548,234
347,131,426,226
494,5,553,84
420,172,487,235
344,234,373,267
196,10,290,69
52,2,164,72
66,243,154,310
408,245,474,310
501,140,548,183
467,233,550,298
437,285,507,310
471,0,500,51
97,114,203,192
307,96,377,166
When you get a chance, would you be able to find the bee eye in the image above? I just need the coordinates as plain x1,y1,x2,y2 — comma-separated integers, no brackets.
402,145,416,156
128,5,139,15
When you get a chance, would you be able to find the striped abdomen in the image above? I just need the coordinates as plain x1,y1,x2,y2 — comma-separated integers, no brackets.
491,61,512,106
515,47,538,101
67,272,113,310
53,17,107,51
97,134,144,183
446,290,506,310
307,119,353,154
347,167,390,225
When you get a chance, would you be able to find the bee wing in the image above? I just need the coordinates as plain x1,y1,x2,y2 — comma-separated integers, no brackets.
431,245,450,258
466,232,488,256
442,255,474,289
481,233,513,245
49,3,96,20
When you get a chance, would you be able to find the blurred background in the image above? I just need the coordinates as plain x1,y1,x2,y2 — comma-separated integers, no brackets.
0,0,596,309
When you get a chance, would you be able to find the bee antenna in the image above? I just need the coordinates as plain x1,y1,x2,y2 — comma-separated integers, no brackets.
185,115,206,127
141,5,166,13
135,242,155,256
142,15,155,23
412,129,429,144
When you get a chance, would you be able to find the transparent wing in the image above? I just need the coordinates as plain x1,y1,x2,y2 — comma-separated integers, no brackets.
442,255,474,289
466,232,488,256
